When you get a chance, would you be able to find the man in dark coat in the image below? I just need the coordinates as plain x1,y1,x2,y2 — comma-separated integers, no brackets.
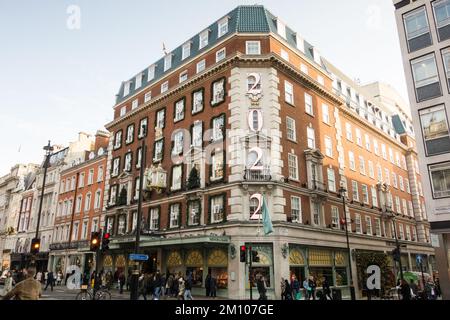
119,272,126,294
205,273,211,297
44,271,54,291
257,275,267,300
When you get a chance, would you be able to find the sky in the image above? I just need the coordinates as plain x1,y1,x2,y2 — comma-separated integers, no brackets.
0,0,408,174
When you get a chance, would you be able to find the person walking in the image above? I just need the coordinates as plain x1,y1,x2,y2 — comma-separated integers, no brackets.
399,279,411,300
291,275,300,300
184,272,194,300
56,271,62,286
303,278,310,300
177,274,185,300
166,273,173,298
308,276,317,300
119,271,126,294
410,280,418,299
205,273,211,297
36,270,42,283
322,276,332,300
44,271,54,291
425,279,437,300
257,275,267,300
2,272,14,297
160,273,166,298
210,276,217,298
2,266,42,300
126,269,131,291
153,271,162,300
283,279,292,300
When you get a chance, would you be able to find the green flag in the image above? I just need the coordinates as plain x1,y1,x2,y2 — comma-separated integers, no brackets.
262,196,274,235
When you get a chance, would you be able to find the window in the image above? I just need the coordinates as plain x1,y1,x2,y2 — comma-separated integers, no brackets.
352,180,359,202
72,222,79,240
218,18,228,37
153,139,164,162
412,226,417,241
174,99,185,122
84,193,91,212
355,214,362,234
418,182,424,196
65,179,70,192
402,199,408,216
291,196,301,223
144,91,152,103
161,81,169,93
148,64,156,81
124,152,132,172
280,49,289,61
149,208,159,231
360,184,369,205
123,82,131,96
211,78,226,106
371,187,378,207
312,202,321,226
172,131,184,155
192,89,204,114
138,118,148,138
433,0,450,40
317,76,324,86
395,196,401,214
211,195,225,223
94,190,101,210
114,130,122,149
156,109,165,129
164,54,172,71
212,115,225,141
399,224,405,240
88,169,94,185
286,117,296,141
126,124,134,144
374,139,379,155
349,152,356,170
411,54,441,101
170,203,180,228
211,151,224,180
356,129,362,146
216,48,226,62
399,176,404,191
322,103,330,124
171,165,183,191
307,127,315,149
385,168,390,185
199,30,209,49
284,81,294,105
182,42,191,60
192,121,203,148
346,123,353,141
430,162,450,198
389,148,394,163
382,144,387,159
365,134,371,151
179,71,188,83
196,59,206,73
288,154,299,180
396,153,401,167
305,93,313,115
325,136,333,157
79,172,85,188
327,168,336,192
120,106,126,117
419,105,450,155
109,185,118,206
405,179,411,193
442,48,450,88
246,41,261,55
188,201,201,226
375,218,381,236
132,99,138,110
403,6,431,51
331,206,339,228
97,166,104,182
365,216,372,235
368,161,374,179
359,156,366,175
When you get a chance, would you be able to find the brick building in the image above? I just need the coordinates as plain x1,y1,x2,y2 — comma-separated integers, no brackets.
100,5,434,299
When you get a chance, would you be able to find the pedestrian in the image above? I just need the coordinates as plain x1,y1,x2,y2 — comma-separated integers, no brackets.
153,271,162,300
166,273,173,298
205,273,211,297
283,279,292,300
126,269,131,291
138,273,147,300
257,275,267,300
399,279,411,300
36,270,42,283
210,276,217,298
177,274,185,300
2,272,14,296
44,270,54,291
160,273,166,298
291,275,300,300
308,276,317,300
2,266,41,300
435,278,441,298
410,280,418,298
322,276,332,300
425,279,437,300
184,272,193,300
173,274,179,298
119,272,126,294
44,270,49,285
57,271,62,286
303,277,310,300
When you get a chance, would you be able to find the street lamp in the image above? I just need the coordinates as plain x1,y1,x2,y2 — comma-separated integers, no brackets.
338,186,356,300
32,140,54,265
130,125,147,300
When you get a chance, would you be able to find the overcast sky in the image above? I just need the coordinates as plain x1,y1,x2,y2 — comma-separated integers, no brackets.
0,0,407,174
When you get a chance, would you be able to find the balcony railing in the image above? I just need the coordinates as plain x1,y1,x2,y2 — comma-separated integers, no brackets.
243,168,272,182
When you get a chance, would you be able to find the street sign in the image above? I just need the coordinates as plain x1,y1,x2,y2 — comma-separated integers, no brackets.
129,254,149,261
416,255,423,265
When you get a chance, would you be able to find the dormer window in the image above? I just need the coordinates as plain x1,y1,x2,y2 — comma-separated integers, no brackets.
182,42,192,60
199,30,209,49
123,81,131,96
135,73,143,89
164,54,173,72
148,64,156,81
218,17,229,38
276,19,286,39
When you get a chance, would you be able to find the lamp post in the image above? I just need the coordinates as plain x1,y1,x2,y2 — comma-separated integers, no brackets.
32,140,54,265
339,186,356,300
130,125,147,300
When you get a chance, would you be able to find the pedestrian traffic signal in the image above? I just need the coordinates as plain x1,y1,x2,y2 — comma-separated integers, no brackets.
31,238,41,254
392,248,400,262
101,232,110,252
240,246,247,263
90,232,100,251
251,250,260,263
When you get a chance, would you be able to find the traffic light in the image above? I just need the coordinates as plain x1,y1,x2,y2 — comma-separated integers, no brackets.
30,238,40,255
101,231,110,252
90,232,100,252
251,250,260,263
240,246,247,263
392,248,400,262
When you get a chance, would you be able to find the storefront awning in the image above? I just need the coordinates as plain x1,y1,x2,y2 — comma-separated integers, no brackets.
109,235,230,250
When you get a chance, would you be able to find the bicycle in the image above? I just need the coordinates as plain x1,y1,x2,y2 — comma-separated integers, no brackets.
75,285,112,300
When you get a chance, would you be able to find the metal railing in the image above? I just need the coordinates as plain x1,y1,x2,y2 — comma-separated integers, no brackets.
243,168,271,182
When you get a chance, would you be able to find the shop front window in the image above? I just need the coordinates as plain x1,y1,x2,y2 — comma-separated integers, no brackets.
335,268,348,286
186,267,203,287
309,267,333,288
249,267,271,288
210,267,228,289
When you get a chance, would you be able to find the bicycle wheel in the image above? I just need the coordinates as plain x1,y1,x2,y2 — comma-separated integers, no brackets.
95,290,112,300
76,291,92,300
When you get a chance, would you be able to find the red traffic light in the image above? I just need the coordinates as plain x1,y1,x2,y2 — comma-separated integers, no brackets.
240,245,246,251
104,233,110,240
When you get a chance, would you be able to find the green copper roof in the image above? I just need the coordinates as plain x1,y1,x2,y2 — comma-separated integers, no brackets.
116,5,319,104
